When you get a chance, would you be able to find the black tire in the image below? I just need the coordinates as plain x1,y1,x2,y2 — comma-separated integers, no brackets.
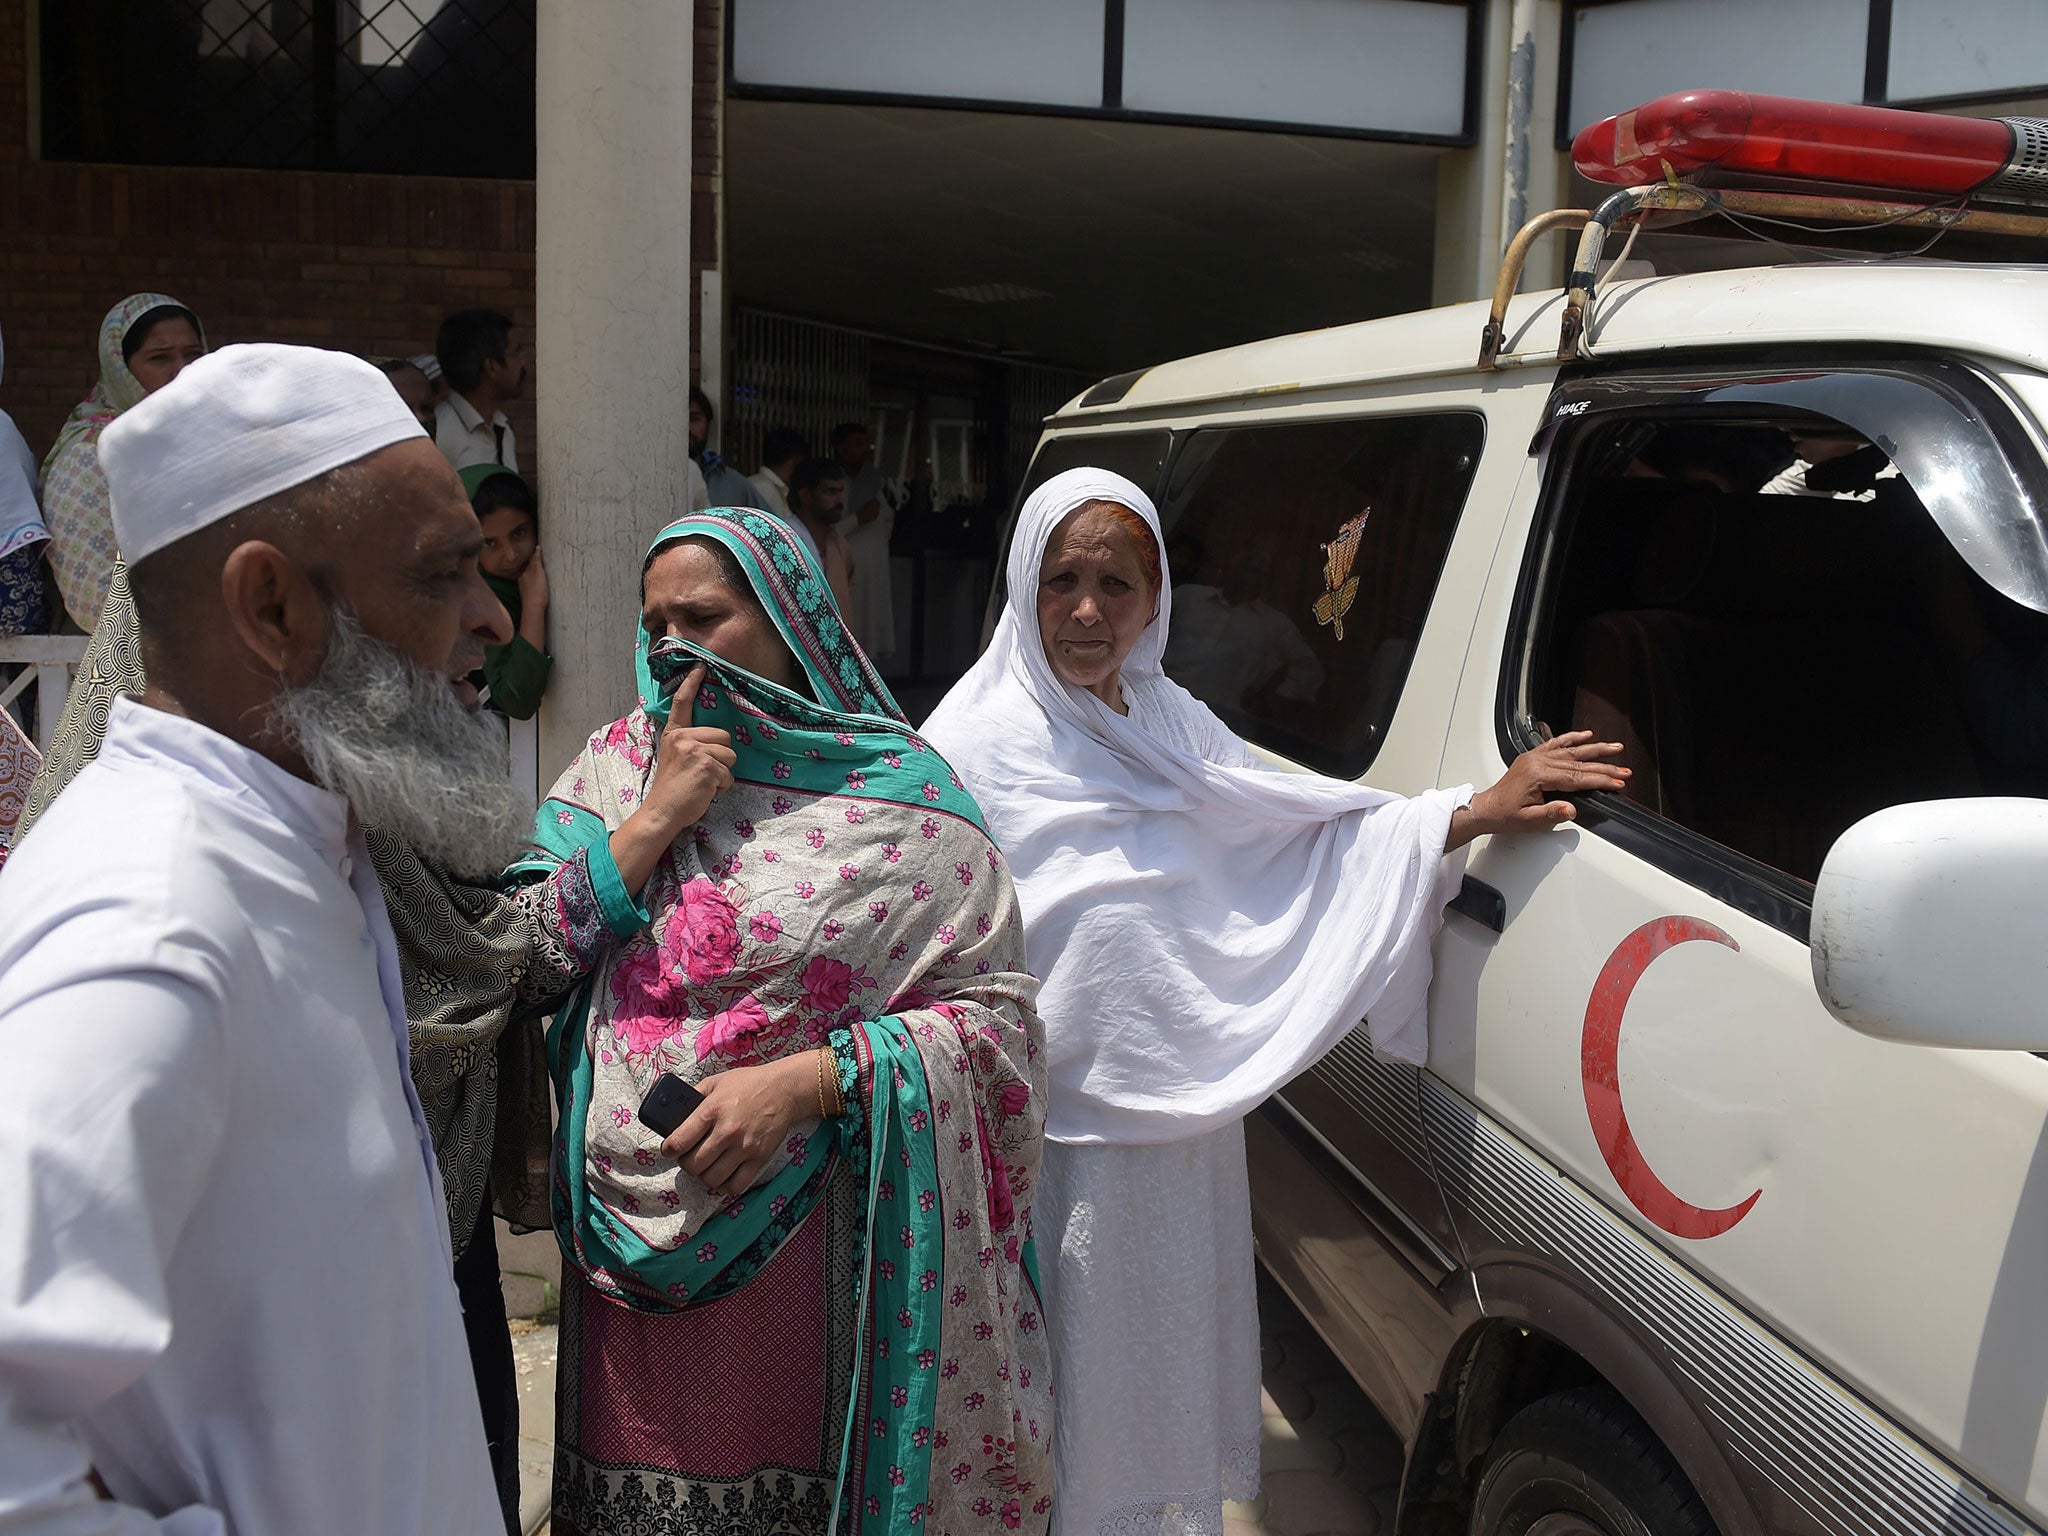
1469,1386,1717,1536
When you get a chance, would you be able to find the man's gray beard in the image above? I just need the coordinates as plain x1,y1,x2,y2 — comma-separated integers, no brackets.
269,605,531,881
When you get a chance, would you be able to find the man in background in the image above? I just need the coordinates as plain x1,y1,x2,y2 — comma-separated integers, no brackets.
1163,550,1324,734
434,307,525,472
409,351,447,397
748,426,807,517
378,356,441,434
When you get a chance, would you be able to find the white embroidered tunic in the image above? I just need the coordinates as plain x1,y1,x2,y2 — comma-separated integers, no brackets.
0,698,499,1535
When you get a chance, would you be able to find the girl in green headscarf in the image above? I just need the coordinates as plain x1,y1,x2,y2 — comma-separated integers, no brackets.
508,508,1052,1536
459,463,552,719
41,293,206,628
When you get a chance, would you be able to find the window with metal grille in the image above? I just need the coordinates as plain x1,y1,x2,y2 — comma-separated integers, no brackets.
39,0,534,177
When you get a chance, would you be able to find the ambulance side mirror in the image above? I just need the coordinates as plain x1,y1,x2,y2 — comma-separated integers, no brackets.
1811,799,2048,1051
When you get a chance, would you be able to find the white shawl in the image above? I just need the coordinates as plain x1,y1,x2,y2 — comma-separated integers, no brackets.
922,467,1471,1145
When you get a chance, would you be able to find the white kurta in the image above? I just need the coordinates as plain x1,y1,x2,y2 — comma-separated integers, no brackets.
1036,689,1270,1536
747,466,791,515
434,389,518,472
842,464,895,662
0,698,500,1535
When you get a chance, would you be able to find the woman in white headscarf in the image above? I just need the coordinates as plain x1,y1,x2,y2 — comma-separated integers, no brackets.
41,293,206,628
922,468,1626,1536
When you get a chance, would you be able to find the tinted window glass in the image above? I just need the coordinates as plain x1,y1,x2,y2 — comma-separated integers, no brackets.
1017,430,1173,508
1525,398,2048,888
1158,413,1482,777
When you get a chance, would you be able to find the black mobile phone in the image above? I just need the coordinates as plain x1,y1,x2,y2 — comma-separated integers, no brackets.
637,1072,707,1139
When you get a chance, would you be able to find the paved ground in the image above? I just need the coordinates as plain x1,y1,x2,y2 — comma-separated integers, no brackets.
1238,1268,1405,1535
497,1222,1404,1536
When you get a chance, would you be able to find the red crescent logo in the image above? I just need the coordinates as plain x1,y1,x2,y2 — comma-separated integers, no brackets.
1582,916,1761,1240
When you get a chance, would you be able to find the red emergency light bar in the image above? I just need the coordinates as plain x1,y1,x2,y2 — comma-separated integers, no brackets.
1573,89,2048,204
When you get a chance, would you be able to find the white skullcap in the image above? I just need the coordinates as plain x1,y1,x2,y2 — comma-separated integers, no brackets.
101,342,427,565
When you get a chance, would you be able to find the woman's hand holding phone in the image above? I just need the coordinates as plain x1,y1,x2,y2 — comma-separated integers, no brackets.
659,1051,829,1200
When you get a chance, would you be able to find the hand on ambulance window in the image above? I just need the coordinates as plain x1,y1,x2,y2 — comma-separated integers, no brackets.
1446,731,1630,852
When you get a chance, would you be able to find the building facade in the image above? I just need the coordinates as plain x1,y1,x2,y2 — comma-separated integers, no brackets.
6,0,2047,703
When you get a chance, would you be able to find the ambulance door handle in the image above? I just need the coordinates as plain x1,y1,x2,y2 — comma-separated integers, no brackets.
1449,875,1506,934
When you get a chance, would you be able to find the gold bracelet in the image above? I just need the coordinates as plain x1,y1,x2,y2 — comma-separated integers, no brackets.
816,1048,831,1120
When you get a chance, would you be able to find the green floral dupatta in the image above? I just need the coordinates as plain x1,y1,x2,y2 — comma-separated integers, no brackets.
512,509,1054,1533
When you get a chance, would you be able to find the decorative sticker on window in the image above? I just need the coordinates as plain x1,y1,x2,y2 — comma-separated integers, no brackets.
1312,510,1370,640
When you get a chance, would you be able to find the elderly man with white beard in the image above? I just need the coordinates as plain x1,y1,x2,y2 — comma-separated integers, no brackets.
0,344,532,1534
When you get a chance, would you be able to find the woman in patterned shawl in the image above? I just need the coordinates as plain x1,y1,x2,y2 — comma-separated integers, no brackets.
41,294,206,628
510,508,1052,1536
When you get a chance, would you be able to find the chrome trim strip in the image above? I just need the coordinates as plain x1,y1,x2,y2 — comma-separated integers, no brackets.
1266,1095,1461,1276
1420,1076,2038,1536
1305,1027,1433,1174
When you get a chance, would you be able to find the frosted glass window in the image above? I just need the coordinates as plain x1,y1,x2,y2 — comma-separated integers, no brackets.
1121,0,1469,138
1566,0,1866,138
732,0,1105,110
1888,0,2048,102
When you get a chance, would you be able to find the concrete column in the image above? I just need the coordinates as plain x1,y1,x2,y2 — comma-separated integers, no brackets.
1431,0,1567,306
536,0,694,774
1498,0,1540,249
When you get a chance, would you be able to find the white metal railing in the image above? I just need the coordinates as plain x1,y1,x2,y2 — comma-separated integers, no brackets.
0,636,88,752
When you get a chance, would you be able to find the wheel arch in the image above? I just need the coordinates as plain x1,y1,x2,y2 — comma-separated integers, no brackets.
1396,1260,1768,1536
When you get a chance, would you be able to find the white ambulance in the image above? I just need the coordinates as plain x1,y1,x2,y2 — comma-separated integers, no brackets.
1012,91,2048,1536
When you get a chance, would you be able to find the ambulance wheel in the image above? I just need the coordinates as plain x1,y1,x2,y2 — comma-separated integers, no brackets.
1469,1386,1717,1536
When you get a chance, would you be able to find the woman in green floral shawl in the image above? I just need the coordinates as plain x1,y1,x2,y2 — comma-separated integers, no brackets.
509,508,1052,1536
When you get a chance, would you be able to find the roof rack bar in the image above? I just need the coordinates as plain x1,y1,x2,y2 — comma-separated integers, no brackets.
1555,182,2048,361
1557,185,1677,360
1478,208,1591,370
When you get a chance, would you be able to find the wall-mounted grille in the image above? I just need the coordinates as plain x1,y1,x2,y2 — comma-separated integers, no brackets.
727,310,873,483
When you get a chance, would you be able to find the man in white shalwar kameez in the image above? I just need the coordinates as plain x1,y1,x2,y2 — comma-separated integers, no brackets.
0,344,524,1533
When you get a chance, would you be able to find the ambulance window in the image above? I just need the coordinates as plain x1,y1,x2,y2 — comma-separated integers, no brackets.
1522,406,2048,898
1017,431,1172,505
1157,411,1483,778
